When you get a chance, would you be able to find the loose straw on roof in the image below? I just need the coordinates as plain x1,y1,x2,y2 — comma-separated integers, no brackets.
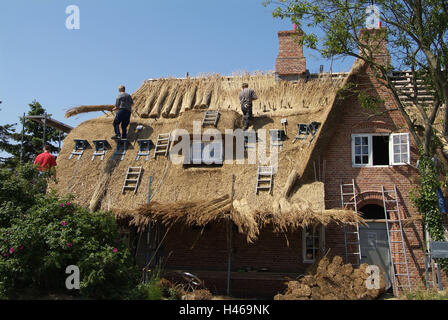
65,105,115,118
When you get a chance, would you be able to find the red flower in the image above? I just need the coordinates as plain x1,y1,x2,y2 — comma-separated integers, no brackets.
113,248,118,253
61,221,68,226
67,242,72,248
9,248,14,254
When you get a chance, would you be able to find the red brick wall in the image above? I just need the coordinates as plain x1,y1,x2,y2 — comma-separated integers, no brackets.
162,223,309,297
319,63,429,289
275,30,306,75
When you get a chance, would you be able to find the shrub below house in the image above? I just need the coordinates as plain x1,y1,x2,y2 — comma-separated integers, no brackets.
0,164,140,299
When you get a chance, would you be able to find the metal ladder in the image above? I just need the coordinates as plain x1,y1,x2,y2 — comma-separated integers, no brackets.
269,129,285,151
382,185,412,296
136,139,154,161
91,140,109,161
244,130,257,150
69,139,89,160
340,179,362,266
113,139,129,161
122,167,143,194
255,166,274,195
153,133,171,159
202,110,220,127
292,124,309,143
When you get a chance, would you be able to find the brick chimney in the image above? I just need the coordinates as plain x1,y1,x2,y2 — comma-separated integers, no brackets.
358,27,390,67
275,28,306,81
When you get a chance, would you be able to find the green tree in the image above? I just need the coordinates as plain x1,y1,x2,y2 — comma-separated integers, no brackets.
0,121,18,166
0,101,61,167
265,0,447,155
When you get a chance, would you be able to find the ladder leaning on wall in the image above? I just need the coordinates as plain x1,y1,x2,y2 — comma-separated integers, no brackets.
340,179,362,267
381,185,412,296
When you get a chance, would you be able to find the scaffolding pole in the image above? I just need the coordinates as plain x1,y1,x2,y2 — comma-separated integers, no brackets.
19,112,25,164
42,112,47,149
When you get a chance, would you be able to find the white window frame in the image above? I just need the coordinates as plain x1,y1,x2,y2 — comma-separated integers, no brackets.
302,225,325,264
352,134,372,167
351,133,410,167
390,133,411,165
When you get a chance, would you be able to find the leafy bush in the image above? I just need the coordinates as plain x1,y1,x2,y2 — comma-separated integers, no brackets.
410,151,448,276
0,165,140,299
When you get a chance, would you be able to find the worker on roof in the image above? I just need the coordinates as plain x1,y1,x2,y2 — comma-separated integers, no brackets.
34,144,57,178
239,83,257,131
112,85,134,140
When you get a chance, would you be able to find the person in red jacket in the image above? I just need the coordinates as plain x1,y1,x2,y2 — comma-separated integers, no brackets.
34,144,57,178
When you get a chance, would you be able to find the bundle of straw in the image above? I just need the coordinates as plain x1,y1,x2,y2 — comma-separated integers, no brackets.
141,81,164,118
199,83,214,109
65,105,115,118
161,86,180,118
180,83,197,113
193,84,205,109
149,82,170,118
169,84,185,118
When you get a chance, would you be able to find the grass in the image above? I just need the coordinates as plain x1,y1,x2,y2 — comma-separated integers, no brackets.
400,284,448,300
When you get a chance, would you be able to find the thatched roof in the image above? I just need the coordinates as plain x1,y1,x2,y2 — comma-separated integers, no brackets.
53,72,365,241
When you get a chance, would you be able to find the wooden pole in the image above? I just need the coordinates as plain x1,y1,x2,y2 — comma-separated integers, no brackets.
145,176,152,283
42,112,47,149
20,113,25,164
226,174,235,296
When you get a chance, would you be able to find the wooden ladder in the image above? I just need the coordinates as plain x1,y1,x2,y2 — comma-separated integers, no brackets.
122,167,143,194
255,166,274,195
153,133,171,159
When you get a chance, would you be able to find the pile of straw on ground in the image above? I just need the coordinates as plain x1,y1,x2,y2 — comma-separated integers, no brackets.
274,256,386,300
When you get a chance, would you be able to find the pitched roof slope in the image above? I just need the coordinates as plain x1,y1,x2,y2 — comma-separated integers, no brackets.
52,73,364,241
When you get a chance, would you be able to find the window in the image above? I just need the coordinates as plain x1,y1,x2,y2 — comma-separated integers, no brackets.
352,133,410,167
189,141,224,165
302,225,325,263
372,136,389,165
390,133,410,165
353,135,370,165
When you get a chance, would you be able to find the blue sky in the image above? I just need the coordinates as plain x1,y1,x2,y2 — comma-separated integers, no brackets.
0,0,354,133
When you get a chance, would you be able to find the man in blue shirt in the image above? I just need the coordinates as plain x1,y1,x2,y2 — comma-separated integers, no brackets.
112,85,134,139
